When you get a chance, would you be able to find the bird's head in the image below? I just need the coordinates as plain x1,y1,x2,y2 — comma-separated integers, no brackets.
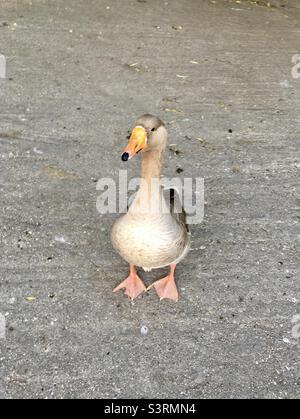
121,114,167,162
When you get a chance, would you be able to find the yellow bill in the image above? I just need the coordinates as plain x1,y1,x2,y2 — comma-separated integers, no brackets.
122,126,147,161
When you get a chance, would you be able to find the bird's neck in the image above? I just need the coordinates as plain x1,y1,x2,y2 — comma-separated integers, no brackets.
130,148,165,214
141,148,164,183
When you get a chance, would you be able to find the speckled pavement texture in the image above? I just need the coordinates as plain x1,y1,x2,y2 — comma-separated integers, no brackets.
0,0,299,399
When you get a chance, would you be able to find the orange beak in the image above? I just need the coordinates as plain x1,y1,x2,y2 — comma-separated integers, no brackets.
121,126,147,161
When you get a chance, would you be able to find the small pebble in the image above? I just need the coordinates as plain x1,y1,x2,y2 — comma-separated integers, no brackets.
33,147,44,155
140,326,148,336
54,235,68,244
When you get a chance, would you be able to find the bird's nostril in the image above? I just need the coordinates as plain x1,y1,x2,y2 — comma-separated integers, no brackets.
121,152,130,162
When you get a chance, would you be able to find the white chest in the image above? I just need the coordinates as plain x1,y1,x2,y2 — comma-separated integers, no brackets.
111,214,186,269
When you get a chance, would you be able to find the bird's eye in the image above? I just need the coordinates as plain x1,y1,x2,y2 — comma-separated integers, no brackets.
151,128,156,132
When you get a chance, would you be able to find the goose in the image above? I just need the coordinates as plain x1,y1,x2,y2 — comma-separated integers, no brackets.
111,114,191,302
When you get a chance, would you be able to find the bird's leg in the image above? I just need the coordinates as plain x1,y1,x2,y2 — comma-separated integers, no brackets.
113,264,146,300
152,264,179,302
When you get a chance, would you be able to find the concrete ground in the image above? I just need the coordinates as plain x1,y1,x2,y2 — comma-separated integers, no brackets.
0,0,299,399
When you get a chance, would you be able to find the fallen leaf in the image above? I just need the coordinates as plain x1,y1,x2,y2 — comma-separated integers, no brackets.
196,137,208,146
42,166,79,180
25,296,36,302
231,165,241,173
164,108,184,114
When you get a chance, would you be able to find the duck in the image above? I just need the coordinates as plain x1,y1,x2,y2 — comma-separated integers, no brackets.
111,114,191,302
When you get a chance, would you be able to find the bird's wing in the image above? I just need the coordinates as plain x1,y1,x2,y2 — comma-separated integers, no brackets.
162,187,190,233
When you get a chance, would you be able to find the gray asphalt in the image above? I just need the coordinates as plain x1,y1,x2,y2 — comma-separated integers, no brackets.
0,0,299,399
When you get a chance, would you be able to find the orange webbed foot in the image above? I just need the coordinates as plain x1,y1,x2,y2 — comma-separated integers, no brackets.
152,264,179,302
113,264,146,300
